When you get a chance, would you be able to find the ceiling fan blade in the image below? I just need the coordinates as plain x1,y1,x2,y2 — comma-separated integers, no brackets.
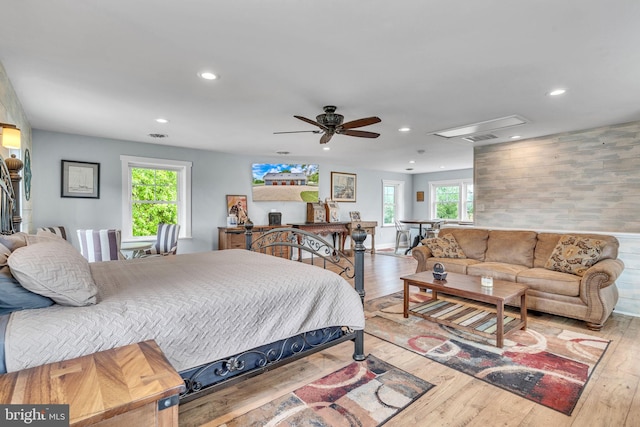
339,129,380,138
340,116,381,129
273,130,321,134
294,115,328,131
320,132,333,144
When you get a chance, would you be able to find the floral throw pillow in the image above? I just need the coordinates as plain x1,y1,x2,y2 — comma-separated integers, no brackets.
544,235,606,276
423,234,466,259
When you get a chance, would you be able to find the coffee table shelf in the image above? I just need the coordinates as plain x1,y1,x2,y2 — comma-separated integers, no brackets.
402,271,529,348
408,298,525,343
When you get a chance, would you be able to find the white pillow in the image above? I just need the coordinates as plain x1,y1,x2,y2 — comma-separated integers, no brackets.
8,240,97,306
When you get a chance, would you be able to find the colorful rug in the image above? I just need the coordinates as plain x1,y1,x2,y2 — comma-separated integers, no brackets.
365,291,610,415
223,355,434,426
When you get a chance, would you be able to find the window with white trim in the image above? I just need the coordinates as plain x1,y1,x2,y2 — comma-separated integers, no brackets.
382,180,405,226
121,155,192,240
430,179,473,221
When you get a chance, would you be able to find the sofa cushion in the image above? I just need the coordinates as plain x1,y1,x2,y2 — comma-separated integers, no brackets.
484,230,537,267
535,232,619,268
466,262,530,282
544,235,606,276
423,234,466,258
426,257,481,274
517,268,581,297
436,228,489,261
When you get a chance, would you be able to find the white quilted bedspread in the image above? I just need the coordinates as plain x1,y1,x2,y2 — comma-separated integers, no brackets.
5,250,365,373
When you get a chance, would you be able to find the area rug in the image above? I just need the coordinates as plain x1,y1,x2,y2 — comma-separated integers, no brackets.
364,292,610,416
222,355,434,426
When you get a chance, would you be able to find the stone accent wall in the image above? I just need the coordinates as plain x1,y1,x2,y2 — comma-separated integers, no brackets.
474,120,640,316
474,120,640,232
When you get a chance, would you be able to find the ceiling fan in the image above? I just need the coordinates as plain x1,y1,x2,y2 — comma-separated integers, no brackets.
274,105,381,144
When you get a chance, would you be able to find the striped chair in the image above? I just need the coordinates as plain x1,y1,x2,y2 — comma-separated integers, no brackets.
76,229,124,262
144,223,180,256
37,226,68,241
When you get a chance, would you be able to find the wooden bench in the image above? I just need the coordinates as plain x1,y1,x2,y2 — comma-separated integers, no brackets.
0,340,185,426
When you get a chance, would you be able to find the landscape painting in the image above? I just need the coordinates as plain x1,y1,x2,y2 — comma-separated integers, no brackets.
252,163,319,201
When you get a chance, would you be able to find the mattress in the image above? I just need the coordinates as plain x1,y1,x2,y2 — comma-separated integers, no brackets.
3,249,365,373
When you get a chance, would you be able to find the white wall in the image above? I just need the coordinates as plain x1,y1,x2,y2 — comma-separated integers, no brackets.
411,168,474,218
32,130,412,253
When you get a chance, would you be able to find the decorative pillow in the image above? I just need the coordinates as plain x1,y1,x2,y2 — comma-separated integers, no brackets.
0,266,54,315
0,243,11,267
8,240,97,306
0,232,28,252
422,233,466,259
544,235,606,276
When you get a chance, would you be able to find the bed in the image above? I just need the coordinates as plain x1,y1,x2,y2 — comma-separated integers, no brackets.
0,224,368,401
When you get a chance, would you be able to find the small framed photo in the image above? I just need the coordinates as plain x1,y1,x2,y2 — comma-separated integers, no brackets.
226,195,249,225
61,160,100,199
331,171,357,202
349,211,361,221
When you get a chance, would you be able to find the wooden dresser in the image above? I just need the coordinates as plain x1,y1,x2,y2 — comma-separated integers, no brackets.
218,225,290,258
218,225,285,250
0,340,185,427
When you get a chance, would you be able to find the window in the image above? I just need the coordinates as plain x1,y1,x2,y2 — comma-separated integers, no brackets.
121,156,192,240
382,180,404,226
430,179,473,222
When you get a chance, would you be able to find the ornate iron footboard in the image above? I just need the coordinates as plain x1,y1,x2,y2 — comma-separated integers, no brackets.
179,224,367,402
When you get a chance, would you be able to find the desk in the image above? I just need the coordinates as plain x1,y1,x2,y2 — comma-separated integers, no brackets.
121,241,153,259
347,221,377,253
290,222,349,253
399,219,444,254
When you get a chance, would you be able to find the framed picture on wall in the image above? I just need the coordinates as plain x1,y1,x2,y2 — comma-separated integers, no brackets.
331,171,356,202
61,160,100,199
226,194,249,225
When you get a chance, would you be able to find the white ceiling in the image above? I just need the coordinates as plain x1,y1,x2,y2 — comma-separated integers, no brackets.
1,0,639,174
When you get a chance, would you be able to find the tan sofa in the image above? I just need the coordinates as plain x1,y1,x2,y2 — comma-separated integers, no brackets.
411,228,625,330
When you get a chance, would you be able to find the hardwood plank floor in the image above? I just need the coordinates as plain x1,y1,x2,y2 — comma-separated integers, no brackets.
179,253,640,426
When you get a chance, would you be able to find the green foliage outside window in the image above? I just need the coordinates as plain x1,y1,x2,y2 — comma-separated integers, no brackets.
131,168,178,236
435,186,460,219
383,185,396,225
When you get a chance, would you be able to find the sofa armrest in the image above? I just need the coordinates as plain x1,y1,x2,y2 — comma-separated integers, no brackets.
411,246,433,273
580,258,625,301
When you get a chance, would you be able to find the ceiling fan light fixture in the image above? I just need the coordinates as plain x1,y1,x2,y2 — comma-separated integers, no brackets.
548,88,566,96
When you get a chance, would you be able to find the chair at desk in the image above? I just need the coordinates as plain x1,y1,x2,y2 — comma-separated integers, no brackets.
394,220,411,253
77,229,124,262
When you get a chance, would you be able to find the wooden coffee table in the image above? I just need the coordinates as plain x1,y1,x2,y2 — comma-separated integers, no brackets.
401,271,528,348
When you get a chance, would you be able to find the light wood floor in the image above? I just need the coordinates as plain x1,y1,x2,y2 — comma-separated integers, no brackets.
179,253,640,427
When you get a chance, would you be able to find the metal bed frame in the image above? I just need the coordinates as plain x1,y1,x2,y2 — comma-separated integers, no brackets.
179,223,367,402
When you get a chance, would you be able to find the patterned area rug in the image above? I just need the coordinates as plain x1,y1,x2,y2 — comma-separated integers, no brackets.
222,355,434,426
365,292,610,415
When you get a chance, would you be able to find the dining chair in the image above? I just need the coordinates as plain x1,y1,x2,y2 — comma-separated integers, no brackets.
144,223,180,256
394,220,411,253
76,229,124,262
37,226,68,241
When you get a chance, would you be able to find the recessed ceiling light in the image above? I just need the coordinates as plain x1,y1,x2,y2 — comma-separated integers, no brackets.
198,71,218,80
511,135,521,139
156,118,169,124
322,146,330,151
409,160,415,164
148,133,168,138
405,168,413,171
399,127,411,132
440,165,446,169
548,88,566,96
276,151,290,155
